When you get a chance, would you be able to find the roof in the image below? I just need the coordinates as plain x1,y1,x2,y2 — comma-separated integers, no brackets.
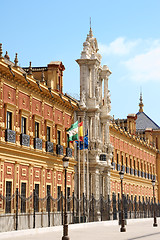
136,112,160,131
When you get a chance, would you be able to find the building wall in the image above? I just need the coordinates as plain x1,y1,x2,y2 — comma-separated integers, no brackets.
110,122,158,201
0,55,77,213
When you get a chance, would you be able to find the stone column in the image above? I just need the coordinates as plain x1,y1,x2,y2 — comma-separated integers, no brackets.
91,66,95,98
104,170,111,199
103,77,108,106
91,169,100,199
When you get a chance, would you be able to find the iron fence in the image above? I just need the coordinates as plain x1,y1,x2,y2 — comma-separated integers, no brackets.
0,189,160,231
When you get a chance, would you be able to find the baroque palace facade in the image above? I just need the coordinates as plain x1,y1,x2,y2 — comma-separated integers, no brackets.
0,27,160,218
0,43,78,213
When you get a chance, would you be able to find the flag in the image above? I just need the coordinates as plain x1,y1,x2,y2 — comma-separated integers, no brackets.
76,130,88,150
78,122,83,141
67,121,79,142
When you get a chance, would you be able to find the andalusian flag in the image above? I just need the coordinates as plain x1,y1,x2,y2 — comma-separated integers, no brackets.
78,121,83,141
67,121,79,142
67,121,84,142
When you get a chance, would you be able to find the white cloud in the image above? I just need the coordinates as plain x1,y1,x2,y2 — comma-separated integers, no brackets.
123,46,160,82
99,37,140,56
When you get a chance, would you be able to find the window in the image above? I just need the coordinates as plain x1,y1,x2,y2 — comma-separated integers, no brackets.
46,185,51,212
47,126,51,142
126,157,128,167
21,117,26,134
35,122,39,138
21,182,26,213
35,184,39,212
57,186,61,211
57,76,60,91
6,111,12,130
130,158,132,168
57,130,61,145
121,155,123,166
67,134,70,148
5,181,12,213
67,187,70,211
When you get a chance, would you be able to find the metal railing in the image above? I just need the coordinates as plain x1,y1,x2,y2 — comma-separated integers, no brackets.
0,189,159,231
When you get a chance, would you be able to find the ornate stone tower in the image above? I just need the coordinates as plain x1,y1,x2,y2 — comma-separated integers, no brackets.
76,27,113,201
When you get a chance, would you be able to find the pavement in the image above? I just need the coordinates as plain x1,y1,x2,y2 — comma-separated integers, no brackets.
0,218,160,240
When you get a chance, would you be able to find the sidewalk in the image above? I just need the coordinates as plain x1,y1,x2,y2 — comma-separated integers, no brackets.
0,218,160,240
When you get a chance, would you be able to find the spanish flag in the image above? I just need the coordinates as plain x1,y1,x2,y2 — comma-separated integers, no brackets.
78,122,83,141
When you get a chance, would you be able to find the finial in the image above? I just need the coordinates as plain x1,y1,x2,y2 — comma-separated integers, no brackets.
28,61,32,75
89,17,93,38
117,118,120,127
112,115,115,124
139,90,144,112
41,70,45,82
4,51,10,60
14,53,18,67
0,43,3,59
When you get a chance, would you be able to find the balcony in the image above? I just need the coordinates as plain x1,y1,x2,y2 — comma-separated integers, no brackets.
100,154,106,161
141,171,144,178
117,164,121,171
121,165,125,172
126,167,130,174
66,147,72,158
5,129,16,143
130,168,134,175
20,133,30,147
46,141,53,153
134,169,137,176
138,170,141,177
56,144,63,155
34,138,42,150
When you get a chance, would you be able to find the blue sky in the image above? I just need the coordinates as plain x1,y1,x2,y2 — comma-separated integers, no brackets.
1,0,160,125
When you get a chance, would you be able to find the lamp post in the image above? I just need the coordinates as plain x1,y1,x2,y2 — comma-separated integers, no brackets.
119,170,126,232
151,179,158,227
62,156,70,240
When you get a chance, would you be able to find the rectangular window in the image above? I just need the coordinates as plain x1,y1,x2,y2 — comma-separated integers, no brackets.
46,185,51,212
35,184,39,212
121,155,123,166
57,130,61,145
57,186,61,211
67,187,70,211
35,122,39,138
21,117,26,134
67,134,70,148
5,181,12,213
47,126,51,142
57,76,60,91
6,111,12,130
21,182,26,213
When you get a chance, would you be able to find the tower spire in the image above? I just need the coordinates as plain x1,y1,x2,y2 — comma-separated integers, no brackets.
139,90,144,112
89,17,93,37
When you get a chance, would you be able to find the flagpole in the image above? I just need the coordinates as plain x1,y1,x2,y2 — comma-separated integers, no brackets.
86,119,89,222
83,118,85,196
78,117,81,223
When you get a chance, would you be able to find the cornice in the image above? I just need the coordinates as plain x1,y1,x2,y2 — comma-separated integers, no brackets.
110,123,157,153
0,61,78,112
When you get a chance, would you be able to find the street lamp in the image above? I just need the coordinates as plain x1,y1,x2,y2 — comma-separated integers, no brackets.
151,179,158,227
119,170,126,232
62,156,70,240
